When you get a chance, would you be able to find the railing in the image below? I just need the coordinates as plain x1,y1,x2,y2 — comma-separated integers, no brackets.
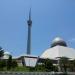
0,72,75,75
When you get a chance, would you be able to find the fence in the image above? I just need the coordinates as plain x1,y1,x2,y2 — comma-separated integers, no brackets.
0,72,75,75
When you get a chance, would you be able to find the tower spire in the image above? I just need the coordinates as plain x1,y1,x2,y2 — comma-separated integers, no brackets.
29,8,31,21
27,8,32,55
28,8,32,26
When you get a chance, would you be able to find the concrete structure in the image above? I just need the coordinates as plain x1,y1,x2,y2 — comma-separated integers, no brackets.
24,55,38,67
27,8,32,55
13,55,38,67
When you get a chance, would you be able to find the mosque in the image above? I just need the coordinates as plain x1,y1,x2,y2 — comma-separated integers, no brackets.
21,37,75,67
3,37,75,67
41,37,75,60
2,10,75,67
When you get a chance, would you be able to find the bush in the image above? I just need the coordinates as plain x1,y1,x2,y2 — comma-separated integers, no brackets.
12,61,18,68
7,55,12,70
0,60,6,70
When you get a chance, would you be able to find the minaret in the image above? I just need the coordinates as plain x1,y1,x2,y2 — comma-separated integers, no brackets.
27,8,32,55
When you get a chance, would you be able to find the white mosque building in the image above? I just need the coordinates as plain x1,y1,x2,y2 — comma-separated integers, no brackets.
18,37,75,67
2,37,75,67
40,37,75,60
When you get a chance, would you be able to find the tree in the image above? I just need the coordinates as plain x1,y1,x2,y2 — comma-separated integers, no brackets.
35,59,54,72
0,60,6,70
12,60,18,69
0,47,4,60
72,60,75,71
7,55,12,70
59,57,69,72
35,63,46,72
69,60,75,71
44,59,54,72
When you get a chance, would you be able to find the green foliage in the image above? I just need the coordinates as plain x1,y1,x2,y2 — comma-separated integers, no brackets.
0,49,4,58
1,56,75,72
59,57,69,72
6,55,18,70
72,60,75,67
0,60,6,70
28,67,35,72
13,66,30,72
53,66,58,72
69,60,75,71
35,59,54,72
7,55,12,70
12,61,18,68
35,63,46,72
44,59,54,72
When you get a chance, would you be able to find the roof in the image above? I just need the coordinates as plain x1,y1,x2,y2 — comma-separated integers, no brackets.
40,46,75,60
4,51,10,55
51,37,67,47
12,54,38,60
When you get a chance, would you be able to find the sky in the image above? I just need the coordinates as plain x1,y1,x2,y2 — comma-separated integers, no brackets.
0,0,75,57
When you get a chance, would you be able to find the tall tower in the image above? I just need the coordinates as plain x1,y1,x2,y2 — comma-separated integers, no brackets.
27,8,32,55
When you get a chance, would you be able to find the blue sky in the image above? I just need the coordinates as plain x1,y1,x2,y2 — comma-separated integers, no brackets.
0,0,75,57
